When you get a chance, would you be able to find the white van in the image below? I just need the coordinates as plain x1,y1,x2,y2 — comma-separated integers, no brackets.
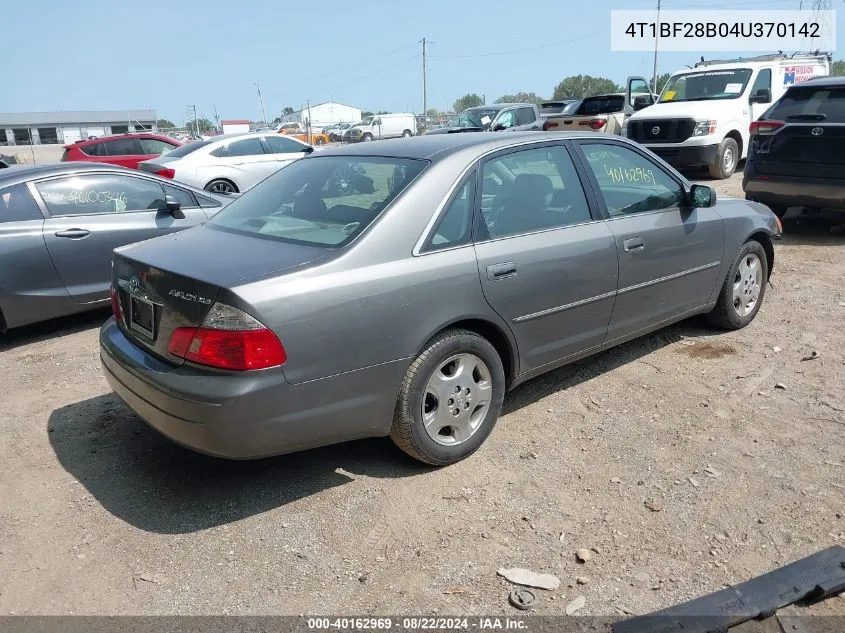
624,53,830,178
347,113,417,142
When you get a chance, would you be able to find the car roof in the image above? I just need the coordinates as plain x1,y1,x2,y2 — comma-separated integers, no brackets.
788,75,845,88
310,131,629,161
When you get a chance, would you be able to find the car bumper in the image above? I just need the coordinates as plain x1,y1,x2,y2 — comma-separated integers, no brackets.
743,175,845,210
99,318,404,459
643,143,719,168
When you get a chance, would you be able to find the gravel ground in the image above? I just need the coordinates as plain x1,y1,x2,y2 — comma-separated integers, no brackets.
1,172,843,617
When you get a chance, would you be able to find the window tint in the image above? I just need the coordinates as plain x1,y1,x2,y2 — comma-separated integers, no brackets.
516,107,536,125
751,68,772,96
163,184,196,208
480,145,592,239
140,138,177,155
580,143,684,217
0,184,43,222
35,174,167,216
103,137,140,156
767,85,845,122
264,135,307,153
425,176,475,252
226,138,267,157
81,142,104,157
208,156,427,247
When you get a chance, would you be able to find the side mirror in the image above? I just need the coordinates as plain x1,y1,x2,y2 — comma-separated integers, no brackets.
689,184,716,208
492,123,506,131
303,146,314,153
633,95,652,111
749,88,771,104
164,194,185,219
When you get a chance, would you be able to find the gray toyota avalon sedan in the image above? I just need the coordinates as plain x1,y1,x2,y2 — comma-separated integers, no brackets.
100,132,781,465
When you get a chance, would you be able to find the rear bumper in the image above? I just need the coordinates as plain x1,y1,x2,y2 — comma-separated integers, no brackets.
99,318,404,459
644,143,719,168
743,174,845,210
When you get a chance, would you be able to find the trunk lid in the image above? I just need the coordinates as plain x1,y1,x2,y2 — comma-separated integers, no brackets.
112,225,330,363
753,123,845,179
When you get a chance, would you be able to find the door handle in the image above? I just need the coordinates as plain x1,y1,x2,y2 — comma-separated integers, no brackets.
54,228,91,239
487,262,517,280
623,237,645,252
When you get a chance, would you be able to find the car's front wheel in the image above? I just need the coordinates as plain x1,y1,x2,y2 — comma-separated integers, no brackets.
390,329,505,466
708,137,739,179
707,240,768,330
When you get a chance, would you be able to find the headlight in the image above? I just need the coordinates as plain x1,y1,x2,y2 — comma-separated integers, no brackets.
693,120,717,136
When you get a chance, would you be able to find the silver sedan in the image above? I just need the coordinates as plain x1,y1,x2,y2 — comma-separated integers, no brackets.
101,132,781,465
138,132,314,194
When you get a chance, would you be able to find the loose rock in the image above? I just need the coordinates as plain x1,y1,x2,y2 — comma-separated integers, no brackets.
576,576,590,585
575,549,592,563
565,595,586,615
644,498,664,512
497,567,560,590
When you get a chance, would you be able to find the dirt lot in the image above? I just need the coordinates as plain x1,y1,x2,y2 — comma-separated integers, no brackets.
1,172,843,617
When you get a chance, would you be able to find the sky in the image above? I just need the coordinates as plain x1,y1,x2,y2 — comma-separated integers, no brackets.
3,0,841,125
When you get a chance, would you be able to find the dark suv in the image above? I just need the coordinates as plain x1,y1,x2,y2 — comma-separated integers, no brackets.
744,76,845,218
61,133,182,170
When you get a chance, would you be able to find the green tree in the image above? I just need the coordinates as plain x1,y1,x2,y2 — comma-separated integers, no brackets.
831,60,845,76
453,93,484,113
189,118,214,134
156,118,176,129
495,92,544,104
552,75,620,100
650,73,671,95
282,106,295,116
425,108,439,117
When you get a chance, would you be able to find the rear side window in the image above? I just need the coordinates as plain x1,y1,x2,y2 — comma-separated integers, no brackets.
196,193,223,208
516,107,536,125
0,183,43,222
575,96,625,115
227,138,267,157
766,85,845,122
424,175,476,252
208,156,427,247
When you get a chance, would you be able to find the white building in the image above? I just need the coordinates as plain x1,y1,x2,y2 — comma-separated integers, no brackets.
288,102,362,129
0,109,157,146
221,119,251,135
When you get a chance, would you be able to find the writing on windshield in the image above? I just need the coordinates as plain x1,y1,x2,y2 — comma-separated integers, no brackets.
660,68,752,103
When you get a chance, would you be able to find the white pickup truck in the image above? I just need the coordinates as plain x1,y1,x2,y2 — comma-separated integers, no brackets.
545,77,657,134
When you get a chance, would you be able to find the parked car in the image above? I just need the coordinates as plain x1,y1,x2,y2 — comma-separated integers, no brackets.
538,100,580,115
424,105,507,134
743,75,845,218
486,103,549,132
329,122,356,142
0,163,234,332
625,53,830,179
61,133,182,170
545,78,655,136
100,132,781,465
279,127,330,146
346,113,416,141
137,132,314,194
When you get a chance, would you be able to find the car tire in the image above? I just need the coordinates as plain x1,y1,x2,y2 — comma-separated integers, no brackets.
204,179,238,194
389,328,506,466
402,130,412,137
708,137,739,179
706,240,768,330
362,134,373,142
315,137,325,145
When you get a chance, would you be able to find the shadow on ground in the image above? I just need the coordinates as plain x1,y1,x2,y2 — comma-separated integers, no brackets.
49,315,717,535
0,308,110,353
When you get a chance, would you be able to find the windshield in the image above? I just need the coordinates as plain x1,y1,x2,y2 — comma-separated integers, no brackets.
574,95,625,115
451,108,500,128
164,139,213,158
561,101,581,114
208,156,428,247
660,68,753,103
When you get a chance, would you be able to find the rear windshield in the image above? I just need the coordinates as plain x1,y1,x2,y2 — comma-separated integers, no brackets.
208,156,428,247
539,102,570,115
766,85,845,122
575,95,625,115
164,139,213,158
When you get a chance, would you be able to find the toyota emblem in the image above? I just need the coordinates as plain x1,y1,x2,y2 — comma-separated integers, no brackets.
811,127,824,136
128,277,139,293
651,126,661,135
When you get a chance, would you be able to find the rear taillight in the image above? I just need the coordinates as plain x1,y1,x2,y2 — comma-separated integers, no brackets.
749,120,784,135
155,168,175,179
110,284,122,320
542,120,552,131
167,302,286,371
580,119,606,130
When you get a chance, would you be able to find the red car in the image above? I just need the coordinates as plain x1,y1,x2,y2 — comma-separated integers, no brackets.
61,133,182,170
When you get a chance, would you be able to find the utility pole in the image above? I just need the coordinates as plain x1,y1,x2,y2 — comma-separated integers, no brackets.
421,37,427,119
256,83,268,128
483,94,486,105
307,99,313,145
652,0,661,94
213,104,220,132
192,104,199,137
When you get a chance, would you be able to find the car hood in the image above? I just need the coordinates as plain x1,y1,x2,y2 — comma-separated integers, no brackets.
115,224,331,288
629,99,745,121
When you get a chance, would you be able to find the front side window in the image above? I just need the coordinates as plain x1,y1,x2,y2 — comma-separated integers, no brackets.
264,135,307,154
579,143,684,217
494,110,516,129
140,138,178,155
660,68,753,103
208,156,427,247
163,184,196,208
35,174,167,216
0,183,43,222
751,69,772,97
103,137,141,156
480,145,592,239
